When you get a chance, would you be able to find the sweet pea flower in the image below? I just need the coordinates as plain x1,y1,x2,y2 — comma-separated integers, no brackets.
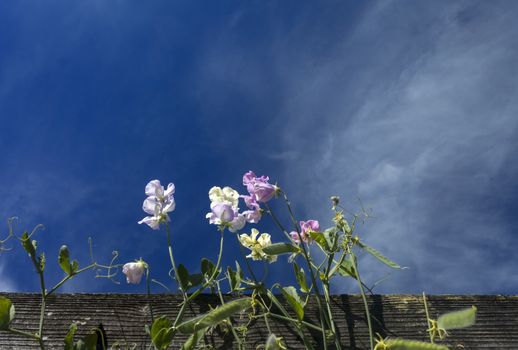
138,179,176,230
238,228,277,263
209,186,240,207
290,220,320,243
206,186,246,232
242,171,278,203
122,260,147,284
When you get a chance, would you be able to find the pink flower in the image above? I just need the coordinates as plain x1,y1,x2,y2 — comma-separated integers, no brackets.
122,260,147,284
290,220,320,243
242,171,278,203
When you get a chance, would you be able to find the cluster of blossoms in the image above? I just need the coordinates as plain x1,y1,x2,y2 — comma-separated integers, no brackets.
126,173,320,285
205,186,246,233
238,228,277,263
138,180,176,230
205,171,278,232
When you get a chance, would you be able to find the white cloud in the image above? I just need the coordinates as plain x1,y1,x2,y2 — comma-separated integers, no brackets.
273,1,518,293
0,262,18,292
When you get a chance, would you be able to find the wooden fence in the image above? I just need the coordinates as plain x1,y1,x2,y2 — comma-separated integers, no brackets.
0,293,516,349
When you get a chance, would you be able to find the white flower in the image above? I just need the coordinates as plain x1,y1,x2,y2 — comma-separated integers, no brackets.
206,186,246,232
122,260,147,284
139,179,176,230
238,228,277,263
208,186,239,207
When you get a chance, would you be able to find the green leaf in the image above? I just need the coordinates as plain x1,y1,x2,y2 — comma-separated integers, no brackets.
188,273,203,289
385,339,449,349
81,333,98,350
150,316,174,350
323,227,340,252
71,260,79,274
309,231,329,251
201,258,215,277
64,323,77,350
177,297,252,334
280,286,305,321
358,241,401,269
0,296,15,330
177,264,190,291
437,306,477,330
181,328,206,350
227,267,241,292
20,232,36,257
263,243,300,256
293,262,308,293
59,245,73,275
336,259,357,278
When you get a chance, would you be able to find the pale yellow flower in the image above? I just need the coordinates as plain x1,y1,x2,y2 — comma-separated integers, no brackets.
238,228,277,263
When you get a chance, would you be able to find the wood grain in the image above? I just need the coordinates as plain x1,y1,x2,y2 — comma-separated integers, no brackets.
0,293,516,349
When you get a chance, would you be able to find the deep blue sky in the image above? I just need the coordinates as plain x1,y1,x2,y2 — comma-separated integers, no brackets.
1,1,517,295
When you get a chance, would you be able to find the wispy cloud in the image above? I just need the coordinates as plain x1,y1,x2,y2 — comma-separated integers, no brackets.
272,1,518,293
0,262,17,292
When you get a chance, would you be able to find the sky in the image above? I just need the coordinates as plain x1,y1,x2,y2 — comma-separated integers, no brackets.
0,0,517,295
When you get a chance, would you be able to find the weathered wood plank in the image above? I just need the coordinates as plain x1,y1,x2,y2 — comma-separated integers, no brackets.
0,293,516,349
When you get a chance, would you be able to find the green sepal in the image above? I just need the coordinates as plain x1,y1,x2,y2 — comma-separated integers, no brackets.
437,306,477,330
358,240,401,269
176,297,252,334
280,286,305,321
150,316,174,350
38,253,46,272
263,243,300,256
58,245,79,276
0,296,15,330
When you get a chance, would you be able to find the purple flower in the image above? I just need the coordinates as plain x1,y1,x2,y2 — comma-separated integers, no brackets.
242,171,278,203
138,180,176,230
206,186,247,232
290,220,320,243
207,203,236,224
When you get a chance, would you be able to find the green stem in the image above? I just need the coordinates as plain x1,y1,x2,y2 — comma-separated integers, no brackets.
422,292,434,343
173,232,225,328
350,253,374,350
146,268,154,323
263,203,294,241
8,327,41,341
266,290,315,350
322,283,342,349
46,264,96,297
216,280,243,349
268,195,330,349
165,222,184,296
268,313,323,333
